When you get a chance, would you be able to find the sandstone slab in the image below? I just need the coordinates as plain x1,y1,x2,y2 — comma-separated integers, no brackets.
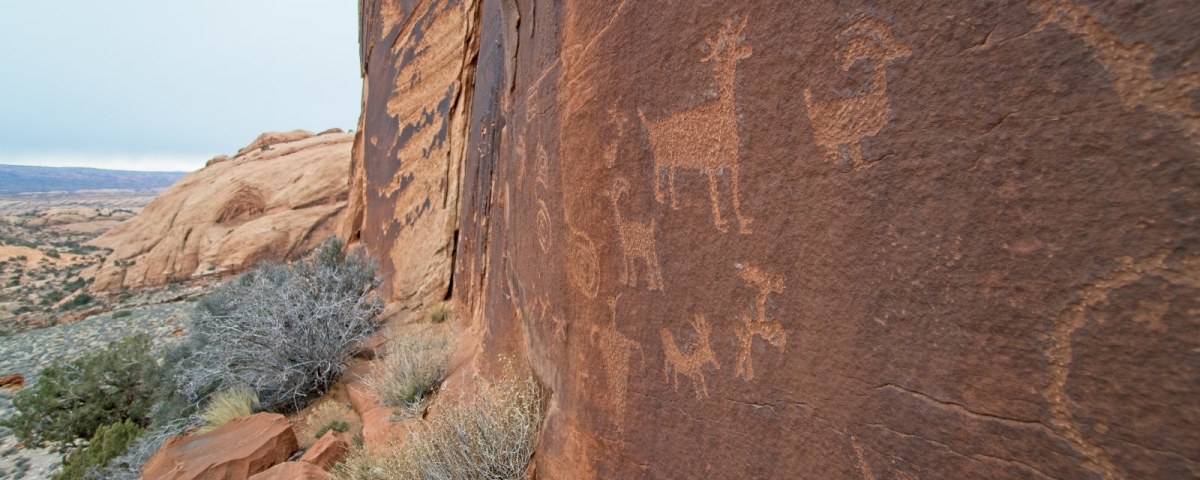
247,461,329,480
141,413,298,480
298,430,349,470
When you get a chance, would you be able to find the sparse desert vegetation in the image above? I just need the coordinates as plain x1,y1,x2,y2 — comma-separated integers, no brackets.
366,327,452,413
336,369,545,480
1,236,387,478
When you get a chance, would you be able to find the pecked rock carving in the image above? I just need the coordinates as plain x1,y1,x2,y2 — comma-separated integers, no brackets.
610,177,663,291
660,312,721,398
591,295,641,428
803,17,911,172
640,16,754,234
1030,0,1200,146
1042,250,1200,480
733,264,787,381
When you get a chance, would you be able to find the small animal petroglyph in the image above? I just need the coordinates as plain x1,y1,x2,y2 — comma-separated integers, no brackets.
803,17,911,171
640,16,754,234
591,295,641,427
660,313,721,398
610,177,663,291
734,264,787,381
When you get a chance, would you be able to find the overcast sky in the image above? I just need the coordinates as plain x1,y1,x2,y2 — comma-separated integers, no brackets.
0,1,361,172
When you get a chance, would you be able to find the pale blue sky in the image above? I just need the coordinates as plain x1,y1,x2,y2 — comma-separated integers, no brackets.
0,1,361,171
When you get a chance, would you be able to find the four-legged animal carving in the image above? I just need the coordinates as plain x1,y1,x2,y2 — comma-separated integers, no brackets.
640,16,754,234
660,313,721,398
734,264,787,380
803,17,911,171
610,177,663,291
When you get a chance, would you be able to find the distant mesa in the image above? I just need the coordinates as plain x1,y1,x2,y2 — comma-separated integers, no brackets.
0,164,187,195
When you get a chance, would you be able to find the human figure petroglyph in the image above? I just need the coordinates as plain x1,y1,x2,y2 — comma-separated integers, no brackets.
640,16,753,234
734,264,787,381
610,177,663,291
591,295,640,426
660,313,721,398
803,17,911,171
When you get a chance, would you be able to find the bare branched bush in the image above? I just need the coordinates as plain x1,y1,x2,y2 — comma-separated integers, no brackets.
178,237,383,412
366,329,451,413
335,370,546,480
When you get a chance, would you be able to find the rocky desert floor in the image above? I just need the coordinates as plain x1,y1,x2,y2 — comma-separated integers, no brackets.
0,189,197,335
0,190,206,479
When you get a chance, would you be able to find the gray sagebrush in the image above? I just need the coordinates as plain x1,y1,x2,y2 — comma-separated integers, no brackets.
177,237,383,412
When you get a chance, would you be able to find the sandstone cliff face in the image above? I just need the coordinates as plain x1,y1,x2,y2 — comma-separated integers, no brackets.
88,131,351,292
354,1,1200,478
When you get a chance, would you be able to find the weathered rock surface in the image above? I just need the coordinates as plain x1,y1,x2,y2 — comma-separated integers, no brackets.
247,461,330,480
355,0,1200,478
87,131,352,292
299,430,350,470
142,413,298,480
0,372,23,390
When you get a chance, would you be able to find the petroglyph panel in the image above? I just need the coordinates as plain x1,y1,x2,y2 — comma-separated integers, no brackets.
803,17,910,172
640,17,754,234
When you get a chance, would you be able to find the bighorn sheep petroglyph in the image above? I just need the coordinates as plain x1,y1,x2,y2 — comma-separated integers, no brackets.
804,17,911,171
610,177,663,291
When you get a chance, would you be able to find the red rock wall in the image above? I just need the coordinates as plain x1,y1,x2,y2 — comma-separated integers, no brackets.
351,0,478,305
359,1,1200,477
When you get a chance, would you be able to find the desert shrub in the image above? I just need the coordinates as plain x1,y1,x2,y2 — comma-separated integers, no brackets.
111,310,132,319
300,400,355,441
427,303,448,323
1,335,165,448
93,419,193,480
335,371,545,480
366,329,451,413
177,237,383,412
54,420,143,480
197,388,259,432
315,420,351,439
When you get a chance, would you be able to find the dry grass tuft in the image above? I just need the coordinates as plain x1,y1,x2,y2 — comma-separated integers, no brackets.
197,388,258,432
427,303,449,324
335,370,545,480
299,400,356,443
366,329,451,413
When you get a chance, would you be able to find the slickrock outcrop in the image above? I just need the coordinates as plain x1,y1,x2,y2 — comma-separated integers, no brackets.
87,131,352,292
141,413,298,480
351,0,1200,477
